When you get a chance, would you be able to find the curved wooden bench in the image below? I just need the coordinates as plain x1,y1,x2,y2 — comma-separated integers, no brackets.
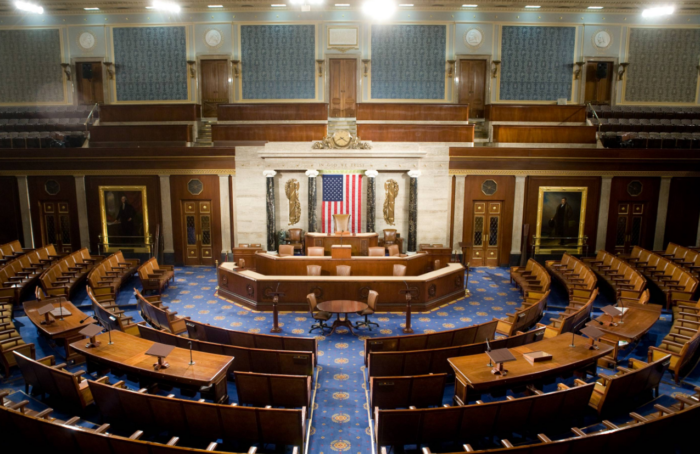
87,251,139,298
546,253,597,298
495,290,549,336
0,318,36,378
540,288,598,339
0,240,33,266
135,288,188,335
234,371,312,409
510,259,551,295
39,248,103,299
583,250,646,301
649,315,700,383
369,373,447,414
87,286,141,336
137,257,174,294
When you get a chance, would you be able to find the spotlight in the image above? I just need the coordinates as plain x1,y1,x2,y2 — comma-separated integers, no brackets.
15,1,44,14
362,0,396,20
152,1,181,13
642,6,674,17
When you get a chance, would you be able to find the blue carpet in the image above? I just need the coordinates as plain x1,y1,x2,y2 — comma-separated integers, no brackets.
2,266,699,454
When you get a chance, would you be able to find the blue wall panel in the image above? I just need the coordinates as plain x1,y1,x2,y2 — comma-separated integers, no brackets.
499,26,576,101
0,29,64,104
371,25,446,100
113,26,188,101
241,25,316,100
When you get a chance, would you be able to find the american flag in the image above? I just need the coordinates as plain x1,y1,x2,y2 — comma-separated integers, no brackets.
322,174,363,234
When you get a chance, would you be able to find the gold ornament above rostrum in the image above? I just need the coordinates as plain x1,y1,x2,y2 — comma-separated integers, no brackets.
312,130,371,150
383,179,399,226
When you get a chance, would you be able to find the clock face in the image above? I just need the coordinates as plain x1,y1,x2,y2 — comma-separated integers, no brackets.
78,32,96,51
204,29,223,48
45,179,61,196
465,29,484,48
481,179,498,196
627,180,643,197
593,31,612,50
188,179,204,196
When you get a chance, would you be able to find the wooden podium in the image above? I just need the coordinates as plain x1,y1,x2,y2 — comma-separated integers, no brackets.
305,232,378,256
331,245,352,259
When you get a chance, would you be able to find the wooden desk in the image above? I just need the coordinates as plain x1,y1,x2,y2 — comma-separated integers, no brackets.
448,334,613,405
586,302,661,345
232,246,264,270
317,300,368,335
24,299,96,364
70,330,234,403
305,232,378,256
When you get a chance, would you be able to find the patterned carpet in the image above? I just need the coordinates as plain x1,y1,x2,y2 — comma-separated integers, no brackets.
2,266,699,454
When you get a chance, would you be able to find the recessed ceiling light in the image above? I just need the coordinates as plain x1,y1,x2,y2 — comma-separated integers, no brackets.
462,4,477,7
587,6,603,9
15,1,44,14
525,5,540,8
84,7,100,10
362,0,396,20
642,6,674,17
271,3,287,6
208,4,224,7
152,1,181,13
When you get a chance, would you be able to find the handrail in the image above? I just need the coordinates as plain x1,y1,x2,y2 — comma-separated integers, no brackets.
587,103,601,132
84,102,99,127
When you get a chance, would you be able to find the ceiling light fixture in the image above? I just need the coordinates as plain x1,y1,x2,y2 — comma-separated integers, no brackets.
15,1,44,14
271,3,287,6
399,3,414,6
290,0,322,12
84,7,100,10
362,0,396,20
208,4,224,7
587,6,603,9
335,2,349,4
462,4,477,7
152,1,181,12
642,5,674,17
525,5,541,8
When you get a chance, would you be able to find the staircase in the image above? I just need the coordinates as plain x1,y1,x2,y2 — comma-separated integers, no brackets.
472,119,489,142
327,117,357,136
195,121,214,147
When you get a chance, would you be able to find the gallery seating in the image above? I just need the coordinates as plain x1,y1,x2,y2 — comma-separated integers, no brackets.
14,352,111,410
494,290,549,336
87,251,140,297
1,244,62,275
649,315,700,383
87,286,141,336
540,289,598,338
39,248,103,299
369,373,447,414
510,259,551,295
138,324,315,378
136,257,174,294
135,289,188,335
583,250,647,302
0,246,69,307
87,379,306,451
545,253,597,297
654,242,700,278
234,371,312,408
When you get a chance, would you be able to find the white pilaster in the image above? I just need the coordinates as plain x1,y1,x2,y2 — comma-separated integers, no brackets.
653,176,672,251
74,175,91,249
510,175,527,255
159,176,175,254
220,175,232,254
595,176,613,253
452,175,466,251
16,176,34,248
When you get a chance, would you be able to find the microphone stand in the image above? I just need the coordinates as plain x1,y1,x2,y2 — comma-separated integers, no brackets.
188,340,195,365
108,316,117,345
400,281,414,334
269,282,285,333
79,314,92,324
486,338,493,367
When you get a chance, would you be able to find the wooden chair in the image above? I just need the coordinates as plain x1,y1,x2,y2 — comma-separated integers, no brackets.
370,373,446,414
307,265,321,276
495,290,549,336
137,257,174,294
540,288,598,338
307,246,324,256
135,288,188,335
383,229,398,246
369,247,386,256
286,228,304,253
393,264,407,276
234,371,311,408
649,319,700,383
356,290,379,330
0,321,36,378
336,265,351,276
387,244,400,257
87,286,140,336
307,293,331,333
279,244,294,257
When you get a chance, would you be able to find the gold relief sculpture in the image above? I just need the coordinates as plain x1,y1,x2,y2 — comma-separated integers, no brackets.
312,130,371,150
285,179,301,226
383,179,399,226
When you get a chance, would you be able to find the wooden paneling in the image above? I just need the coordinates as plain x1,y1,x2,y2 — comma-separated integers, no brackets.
329,59,357,118
458,60,487,118
665,177,700,248
85,176,161,253
491,125,597,144
217,103,328,121
357,103,469,121
485,105,587,122
584,62,613,105
462,176,515,266
89,125,193,143
75,61,104,106
0,177,23,245
213,124,326,142
99,104,201,123
27,176,81,252
358,124,474,142
523,177,602,253
170,175,221,266
201,60,230,118
605,177,660,252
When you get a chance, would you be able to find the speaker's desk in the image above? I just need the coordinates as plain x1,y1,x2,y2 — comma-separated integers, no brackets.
305,232,378,256
447,334,613,404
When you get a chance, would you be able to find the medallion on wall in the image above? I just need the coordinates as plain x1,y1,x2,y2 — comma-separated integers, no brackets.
627,180,643,197
204,29,223,49
44,179,61,196
464,28,484,49
78,31,97,51
481,179,498,196
592,30,612,50
188,178,204,195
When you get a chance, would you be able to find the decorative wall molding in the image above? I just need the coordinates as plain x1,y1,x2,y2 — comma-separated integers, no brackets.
448,169,700,177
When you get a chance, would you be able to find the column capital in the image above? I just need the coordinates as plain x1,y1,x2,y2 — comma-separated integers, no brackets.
365,170,379,178
305,169,319,178
263,170,277,178
407,170,422,178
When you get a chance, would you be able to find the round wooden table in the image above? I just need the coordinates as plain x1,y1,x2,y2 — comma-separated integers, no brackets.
317,300,368,336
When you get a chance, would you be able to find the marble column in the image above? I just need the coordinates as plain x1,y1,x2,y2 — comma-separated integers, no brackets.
306,169,319,233
158,175,175,258
219,175,232,257
16,176,34,248
595,176,613,253
365,170,378,233
510,175,527,255
407,170,421,252
74,175,90,250
653,176,672,251
264,170,277,251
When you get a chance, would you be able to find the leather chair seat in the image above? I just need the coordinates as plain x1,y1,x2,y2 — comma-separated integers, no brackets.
314,311,332,321
358,308,374,316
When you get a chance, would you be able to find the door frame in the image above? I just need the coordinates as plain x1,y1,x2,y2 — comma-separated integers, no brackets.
324,55,362,112
70,57,109,106
196,54,233,117
455,54,492,111
579,56,618,106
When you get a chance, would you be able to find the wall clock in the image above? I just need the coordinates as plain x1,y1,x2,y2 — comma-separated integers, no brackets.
45,179,61,196
481,179,498,196
465,28,484,49
627,180,643,197
592,30,612,50
188,179,204,196
204,29,223,49
78,31,97,51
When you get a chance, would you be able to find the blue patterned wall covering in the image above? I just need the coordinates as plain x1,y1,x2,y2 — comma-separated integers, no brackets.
500,26,576,101
241,25,316,100
625,28,700,103
113,27,188,101
370,25,446,99
0,29,64,103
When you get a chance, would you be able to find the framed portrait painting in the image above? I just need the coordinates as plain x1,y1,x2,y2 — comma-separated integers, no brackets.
535,186,587,253
99,185,150,252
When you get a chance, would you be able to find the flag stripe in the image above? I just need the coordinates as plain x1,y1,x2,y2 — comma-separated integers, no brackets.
321,174,363,234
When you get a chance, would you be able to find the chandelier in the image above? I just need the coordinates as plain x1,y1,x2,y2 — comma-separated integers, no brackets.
290,0,322,11
362,0,396,20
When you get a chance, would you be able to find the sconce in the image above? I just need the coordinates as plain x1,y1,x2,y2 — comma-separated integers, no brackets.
60,63,72,81
573,61,585,80
490,60,501,79
447,60,456,78
187,60,197,79
316,59,325,78
617,62,629,81
362,59,371,77
231,59,241,78
103,62,115,80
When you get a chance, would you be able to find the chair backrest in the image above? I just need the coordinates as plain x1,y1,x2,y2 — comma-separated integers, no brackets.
368,290,378,310
307,265,321,276
370,373,447,412
336,265,351,276
369,247,385,256
384,229,397,242
234,371,311,409
307,293,319,312
288,228,302,242
333,213,351,232
307,246,325,256
279,245,294,256
393,264,407,276
387,244,400,257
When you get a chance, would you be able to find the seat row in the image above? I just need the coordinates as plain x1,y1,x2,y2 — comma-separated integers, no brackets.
137,257,174,294
1,245,67,307
592,117,700,132
510,259,551,295
545,253,597,298
0,306,36,377
39,248,104,299
0,240,32,266
655,242,700,278
0,105,95,119
540,289,598,339
582,250,647,302
135,289,188,335
649,297,700,383
0,117,90,132
0,131,88,148
495,290,549,336
598,130,700,149
87,251,140,298
88,287,141,336
589,104,700,119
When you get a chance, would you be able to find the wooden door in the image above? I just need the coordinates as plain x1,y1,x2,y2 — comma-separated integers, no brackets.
201,60,229,118
613,202,648,254
458,60,487,118
40,201,73,254
182,200,214,266
471,201,502,266
584,62,613,105
75,62,104,105
329,59,357,118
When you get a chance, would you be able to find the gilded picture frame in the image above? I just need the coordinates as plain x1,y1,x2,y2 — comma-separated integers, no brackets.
535,186,587,254
99,185,150,253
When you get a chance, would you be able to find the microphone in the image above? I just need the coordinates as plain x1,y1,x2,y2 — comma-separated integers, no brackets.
486,338,492,352
79,315,92,324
